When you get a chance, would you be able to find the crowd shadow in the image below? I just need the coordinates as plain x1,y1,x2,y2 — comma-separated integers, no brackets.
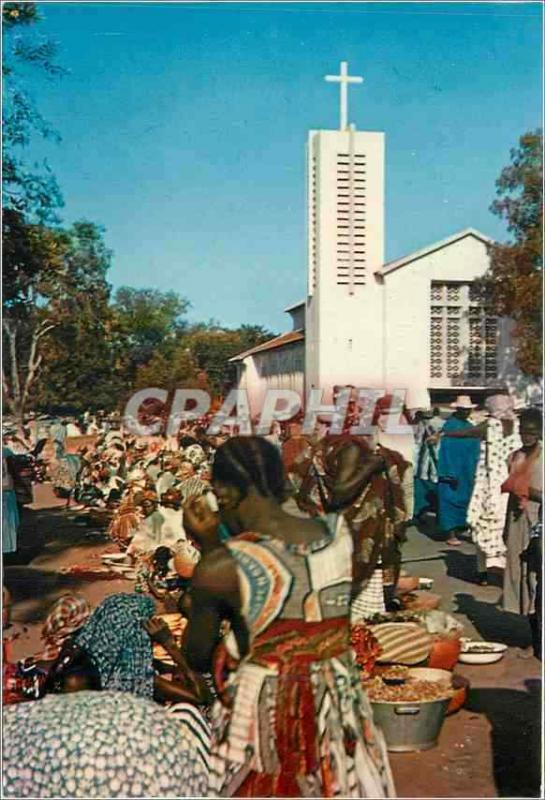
4,567,89,623
4,501,113,624
466,681,542,797
441,548,503,588
454,592,532,648
442,548,477,582
413,513,445,543
4,506,109,567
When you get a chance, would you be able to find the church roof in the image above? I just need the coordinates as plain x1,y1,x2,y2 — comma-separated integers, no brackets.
284,300,305,312
379,227,494,277
229,330,305,362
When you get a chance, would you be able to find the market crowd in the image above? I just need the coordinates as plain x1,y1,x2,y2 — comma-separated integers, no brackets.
1,391,542,798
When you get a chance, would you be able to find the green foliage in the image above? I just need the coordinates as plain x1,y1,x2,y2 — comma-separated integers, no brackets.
134,345,198,394
2,219,121,417
483,130,543,377
3,1,65,222
2,3,39,29
182,324,275,394
112,287,191,385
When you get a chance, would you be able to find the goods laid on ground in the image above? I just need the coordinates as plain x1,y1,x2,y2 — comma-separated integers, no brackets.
365,674,454,704
459,639,507,665
369,622,433,665
366,668,455,752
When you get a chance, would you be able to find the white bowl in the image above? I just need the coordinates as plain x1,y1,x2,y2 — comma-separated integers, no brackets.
100,553,128,563
419,578,434,590
459,641,507,665
407,667,452,684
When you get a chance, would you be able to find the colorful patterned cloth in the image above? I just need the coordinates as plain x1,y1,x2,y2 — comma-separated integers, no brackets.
295,437,412,597
74,593,155,697
469,417,521,570
34,593,92,663
208,515,395,798
107,497,142,547
2,690,209,798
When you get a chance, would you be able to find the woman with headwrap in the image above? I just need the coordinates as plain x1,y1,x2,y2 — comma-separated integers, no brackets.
106,487,145,549
434,396,481,545
42,593,210,707
3,594,91,706
74,593,156,697
295,434,413,619
34,594,92,664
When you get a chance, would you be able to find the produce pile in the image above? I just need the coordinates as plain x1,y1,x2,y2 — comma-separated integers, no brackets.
377,665,410,682
364,675,454,703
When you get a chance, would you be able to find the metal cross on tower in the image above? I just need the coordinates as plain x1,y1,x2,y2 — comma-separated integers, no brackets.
324,61,364,131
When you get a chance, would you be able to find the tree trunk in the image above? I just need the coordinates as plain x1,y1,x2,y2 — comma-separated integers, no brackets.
2,318,55,424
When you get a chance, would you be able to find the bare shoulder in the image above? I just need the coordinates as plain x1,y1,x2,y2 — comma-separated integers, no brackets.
191,546,239,596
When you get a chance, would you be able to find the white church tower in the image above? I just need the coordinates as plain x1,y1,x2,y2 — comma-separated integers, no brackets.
305,62,385,400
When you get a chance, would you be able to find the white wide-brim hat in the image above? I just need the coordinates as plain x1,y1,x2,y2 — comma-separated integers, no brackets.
450,394,477,409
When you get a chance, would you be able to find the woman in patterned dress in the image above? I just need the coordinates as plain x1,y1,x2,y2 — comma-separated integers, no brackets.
436,394,520,583
182,436,395,798
294,434,412,619
468,395,520,581
106,485,145,548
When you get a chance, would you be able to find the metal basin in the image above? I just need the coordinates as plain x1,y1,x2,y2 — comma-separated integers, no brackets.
371,698,450,752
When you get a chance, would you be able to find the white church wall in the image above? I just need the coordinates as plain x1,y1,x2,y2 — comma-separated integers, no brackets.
237,343,305,418
287,304,305,331
306,129,385,399
383,233,531,407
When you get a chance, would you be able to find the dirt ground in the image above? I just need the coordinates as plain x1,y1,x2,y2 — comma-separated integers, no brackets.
3,483,543,798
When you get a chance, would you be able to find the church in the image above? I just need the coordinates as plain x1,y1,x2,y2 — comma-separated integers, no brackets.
230,62,538,414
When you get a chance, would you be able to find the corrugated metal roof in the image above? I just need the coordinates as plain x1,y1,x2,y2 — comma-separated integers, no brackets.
229,330,305,362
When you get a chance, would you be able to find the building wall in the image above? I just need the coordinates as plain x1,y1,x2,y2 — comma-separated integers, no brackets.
382,233,530,407
287,305,305,331
236,342,305,418
306,129,385,400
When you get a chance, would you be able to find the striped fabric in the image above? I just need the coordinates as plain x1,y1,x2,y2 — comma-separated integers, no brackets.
369,622,432,665
166,702,211,775
351,569,386,622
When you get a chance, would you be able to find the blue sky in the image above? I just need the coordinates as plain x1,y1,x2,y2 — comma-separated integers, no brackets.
11,2,543,331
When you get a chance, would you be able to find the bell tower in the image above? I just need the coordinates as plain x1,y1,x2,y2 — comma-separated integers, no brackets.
305,62,385,399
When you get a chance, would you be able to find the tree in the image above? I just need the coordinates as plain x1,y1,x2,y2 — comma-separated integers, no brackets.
35,222,125,414
2,2,67,420
2,219,121,419
2,210,66,420
112,287,191,385
134,344,198,394
182,324,275,394
483,130,543,376
3,2,65,223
